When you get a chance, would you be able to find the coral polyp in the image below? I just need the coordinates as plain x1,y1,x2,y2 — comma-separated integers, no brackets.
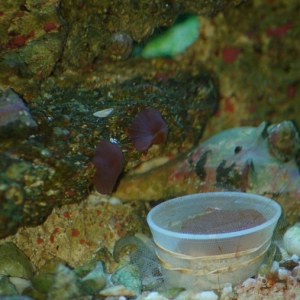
130,108,168,152
92,140,123,194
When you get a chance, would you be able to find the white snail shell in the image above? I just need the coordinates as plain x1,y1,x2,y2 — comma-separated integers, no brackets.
283,223,300,256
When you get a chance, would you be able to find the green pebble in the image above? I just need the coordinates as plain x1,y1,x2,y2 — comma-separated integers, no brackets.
38,257,68,274
47,264,82,300
81,262,107,293
0,243,34,279
31,273,55,294
0,276,18,296
111,264,142,296
22,286,46,300
74,262,96,277
5,162,32,181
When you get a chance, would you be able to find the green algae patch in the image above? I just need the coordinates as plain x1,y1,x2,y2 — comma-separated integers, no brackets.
0,242,34,279
141,15,199,58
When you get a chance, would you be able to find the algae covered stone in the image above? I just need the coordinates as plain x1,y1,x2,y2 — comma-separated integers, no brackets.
0,66,218,238
81,261,107,293
0,242,34,279
47,264,83,299
111,264,142,297
0,276,18,296
31,273,55,294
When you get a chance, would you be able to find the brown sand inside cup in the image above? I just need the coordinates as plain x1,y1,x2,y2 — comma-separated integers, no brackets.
179,208,266,234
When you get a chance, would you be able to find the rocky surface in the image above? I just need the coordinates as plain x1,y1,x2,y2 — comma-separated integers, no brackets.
1,194,150,269
0,242,34,279
1,218,300,299
0,0,66,99
0,0,243,99
0,67,217,238
193,0,300,138
0,0,299,278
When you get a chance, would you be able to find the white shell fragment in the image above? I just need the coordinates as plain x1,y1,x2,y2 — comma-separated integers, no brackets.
283,223,300,256
99,284,136,297
220,283,233,299
136,291,169,300
195,291,218,300
9,277,31,294
93,108,114,118
173,290,218,300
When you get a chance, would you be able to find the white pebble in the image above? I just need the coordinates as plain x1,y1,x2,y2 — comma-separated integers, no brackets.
220,283,233,299
145,292,169,300
243,277,256,287
291,254,299,261
93,108,114,118
109,196,122,205
86,192,109,204
283,224,300,256
9,277,31,294
237,278,256,293
277,267,291,280
194,291,218,300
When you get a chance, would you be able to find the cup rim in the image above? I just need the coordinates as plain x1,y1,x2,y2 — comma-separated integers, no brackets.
147,192,282,240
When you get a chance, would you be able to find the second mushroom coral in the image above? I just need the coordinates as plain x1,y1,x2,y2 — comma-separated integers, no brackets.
92,139,123,194
129,108,168,152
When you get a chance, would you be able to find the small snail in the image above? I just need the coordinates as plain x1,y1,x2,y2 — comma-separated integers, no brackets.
267,121,300,162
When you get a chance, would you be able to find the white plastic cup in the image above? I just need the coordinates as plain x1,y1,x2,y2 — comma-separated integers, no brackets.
147,192,281,289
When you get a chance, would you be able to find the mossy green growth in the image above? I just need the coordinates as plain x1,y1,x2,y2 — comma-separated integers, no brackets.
0,242,34,279
141,15,199,58
0,276,18,296
31,273,55,294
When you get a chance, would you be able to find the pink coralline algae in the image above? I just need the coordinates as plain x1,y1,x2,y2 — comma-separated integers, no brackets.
129,108,168,152
265,22,292,37
222,46,240,63
92,139,123,194
0,89,37,138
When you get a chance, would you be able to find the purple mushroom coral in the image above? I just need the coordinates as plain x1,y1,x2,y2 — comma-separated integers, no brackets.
92,139,123,194
129,107,168,152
